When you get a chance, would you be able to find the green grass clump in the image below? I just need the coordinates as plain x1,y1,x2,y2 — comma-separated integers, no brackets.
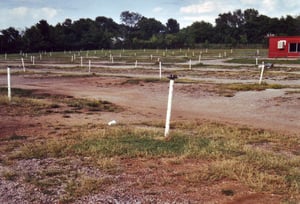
5,121,300,201
221,82,286,92
226,58,300,65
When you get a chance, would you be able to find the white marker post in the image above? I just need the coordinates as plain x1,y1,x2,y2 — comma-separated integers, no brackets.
256,57,258,66
199,54,201,62
259,61,265,85
164,74,177,137
189,59,192,70
80,57,83,67
135,60,138,68
88,60,91,73
7,67,11,102
21,58,25,72
159,61,162,79
32,56,35,65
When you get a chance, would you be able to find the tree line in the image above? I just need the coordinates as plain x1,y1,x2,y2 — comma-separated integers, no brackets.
1,8,300,53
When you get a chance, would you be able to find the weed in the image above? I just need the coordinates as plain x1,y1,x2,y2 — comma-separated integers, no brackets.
221,189,235,196
2,170,18,181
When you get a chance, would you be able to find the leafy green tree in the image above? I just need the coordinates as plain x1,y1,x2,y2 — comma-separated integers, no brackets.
0,27,23,53
136,17,166,40
166,18,180,34
120,11,142,28
185,21,214,44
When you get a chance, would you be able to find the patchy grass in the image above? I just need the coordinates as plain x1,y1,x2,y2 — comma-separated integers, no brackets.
120,77,168,85
226,58,300,65
220,82,287,92
0,87,122,115
5,121,299,201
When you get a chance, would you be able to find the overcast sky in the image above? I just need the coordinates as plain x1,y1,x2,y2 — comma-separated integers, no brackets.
1,0,300,30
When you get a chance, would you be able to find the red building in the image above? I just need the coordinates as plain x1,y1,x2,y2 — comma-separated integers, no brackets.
268,36,300,58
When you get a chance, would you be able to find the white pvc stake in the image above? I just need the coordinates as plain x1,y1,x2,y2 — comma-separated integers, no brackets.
32,56,35,65
159,61,162,79
135,60,137,68
259,61,265,85
150,54,153,60
40,54,42,60
256,57,258,66
224,51,227,57
21,58,25,72
80,57,83,67
164,79,175,137
206,48,208,53
88,60,91,73
111,56,114,63
7,67,11,102
71,55,74,62
199,55,201,62
189,59,192,70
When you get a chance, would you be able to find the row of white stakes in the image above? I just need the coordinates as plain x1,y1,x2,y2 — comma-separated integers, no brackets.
6,58,265,138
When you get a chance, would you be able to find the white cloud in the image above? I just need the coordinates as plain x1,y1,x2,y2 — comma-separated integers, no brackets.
153,7,163,13
179,0,235,26
182,15,216,24
180,1,216,14
262,0,277,12
34,7,58,20
0,6,59,29
9,7,29,17
239,0,258,5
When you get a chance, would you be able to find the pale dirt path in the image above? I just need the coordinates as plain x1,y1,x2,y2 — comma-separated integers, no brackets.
1,75,299,135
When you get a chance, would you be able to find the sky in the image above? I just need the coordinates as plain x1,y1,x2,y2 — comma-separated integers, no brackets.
0,0,300,30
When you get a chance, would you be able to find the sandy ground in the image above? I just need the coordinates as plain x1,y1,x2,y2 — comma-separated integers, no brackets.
0,59,299,203
0,73,299,135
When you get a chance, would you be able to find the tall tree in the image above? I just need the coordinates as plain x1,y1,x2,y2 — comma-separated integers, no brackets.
185,21,214,44
0,27,23,53
166,18,180,34
120,11,142,27
136,17,166,40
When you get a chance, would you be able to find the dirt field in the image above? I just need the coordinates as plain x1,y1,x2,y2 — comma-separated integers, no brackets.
0,52,299,203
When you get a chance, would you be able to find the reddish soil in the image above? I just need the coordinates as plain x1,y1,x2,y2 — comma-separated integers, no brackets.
1,74,299,136
0,68,299,203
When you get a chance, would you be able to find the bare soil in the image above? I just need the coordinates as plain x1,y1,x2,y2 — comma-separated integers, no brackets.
0,62,299,203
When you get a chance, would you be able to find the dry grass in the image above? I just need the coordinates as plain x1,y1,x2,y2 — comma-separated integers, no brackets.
4,121,299,201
